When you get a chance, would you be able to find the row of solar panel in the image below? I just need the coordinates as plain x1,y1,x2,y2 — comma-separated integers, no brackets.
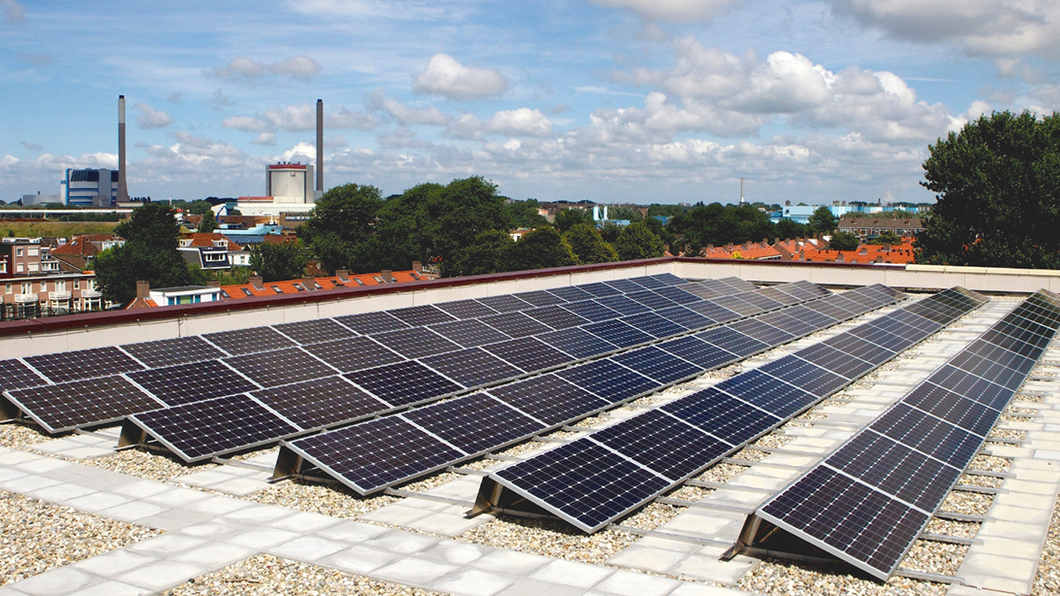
0,272,728,391
482,287,985,533
755,290,1060,581
117,280,832,463
1,275,774,434
274,284,901,496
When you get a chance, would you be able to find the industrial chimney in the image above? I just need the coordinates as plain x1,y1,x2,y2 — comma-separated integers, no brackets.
117,95,129,203
316,99,324,194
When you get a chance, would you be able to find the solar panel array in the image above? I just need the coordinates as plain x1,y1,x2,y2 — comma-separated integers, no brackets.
750,290,1060,581
275,284,895,495
479,287,986,533
3,273,721,435
124,277,828,462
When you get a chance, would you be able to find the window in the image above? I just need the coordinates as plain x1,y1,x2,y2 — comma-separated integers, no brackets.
16,263,23,273
0,261,5,274
4,283,10,294
20,282,32,295
15,247,23,257
28,262,39,272
27,248,38,257
55,281,66,293
74,280,80,290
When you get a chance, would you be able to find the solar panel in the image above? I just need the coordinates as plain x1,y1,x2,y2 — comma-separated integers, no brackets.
559,300,622,322
127,394,300,462
676,282,725,299
334,311,410,335
655,305,714,330
121,336,225,368
719,277,762,294
488,374,609,426
6,376,161,433
224,348,338,388
282,416,465,494
476,294,532,313
25,347,145,383
795,343,875,380
524,305,590,330
594,295,652,316
420,348,524,387
651,286,702,305
625,290,678,311
755,286,802,306
755,311,818,337
727,318,794,345
251,376,388,430
433,299,499,320
715,369,817,421
602,278,647,293
482,337,572,372
610,346,701,384
536,327,619,359
576,281,623,297
697,326,768,357
428,319,512,348
388,304,456,326
203,327,296,356
656,335,738,370
0,359,45,393
513,290,566,307
128,359,258,406
480,312,555,338
663,387,782,445
648,272,687,286
555,359,657,404
684,300,741,324
273,319,358,345
344,360,462,407
620,312,689,338
546,286,595,302
757,356,849,398
628,275,669,290
710,295,764,317
370,327,462,359
404,393,546,455
304,336,405,373
583,319,654,348
739,292,785,311
592,409,732,481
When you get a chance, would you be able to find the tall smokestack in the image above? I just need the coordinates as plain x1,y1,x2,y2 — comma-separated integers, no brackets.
316,99,323,193
740,177,745,205
117,95,129,203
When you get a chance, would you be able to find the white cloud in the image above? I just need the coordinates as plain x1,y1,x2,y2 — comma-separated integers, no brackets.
224,103,376,135
413,54,507,101
134,103,174,129
487,109,554,137
3,0,24,24
207,55,322,84
366,90,449,125
590,0,739,22
831,1,1060,60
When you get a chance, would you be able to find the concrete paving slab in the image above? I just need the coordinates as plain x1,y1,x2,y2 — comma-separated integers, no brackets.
419,541,490,565
0,474,62,493
669,583,753,596
530,559,614,589
493,577,585,596
373,556,460,587
171,543,256,568
26,481,97,503
320,545,403,575
96,500,167,523
60,491,130,513
268,535,346,562
185,494,252,515
468,549,552,577
314,520,390,544
7,567,98,595
66,580,147,596
221,503,290,524
672,553,755,585
71,549,156,576
433,568,519,596
108,479,171,500
592,569,681,596
116,560,206,592
267,510,339,533
209,476,270,496
606,545,688,573
358,502,433,526
361,529,441,555
142,486,213,508
406,508,490,536
226,527,301,549
126,533,207,557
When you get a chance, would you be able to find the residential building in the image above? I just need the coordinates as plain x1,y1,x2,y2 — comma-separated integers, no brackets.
49,234,125,273
837,215,924,239
1,273,103,319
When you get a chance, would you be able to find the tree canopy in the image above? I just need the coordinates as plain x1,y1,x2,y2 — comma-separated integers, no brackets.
506,227,577,271
95,202,193,305
828,231,859,251
251,241,308,282
563,224,618,265
916,110,1060,268
614,222,665,260
297,183,383,274
808,206,837,235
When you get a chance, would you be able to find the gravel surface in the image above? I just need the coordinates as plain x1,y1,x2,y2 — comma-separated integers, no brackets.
83,448,217,481
736,558,947,596
162,554,448,596
245,480,396,519
457,514,638,563
923,517,980,539
0,423,63,450
898,541,967,576
0,490,161,586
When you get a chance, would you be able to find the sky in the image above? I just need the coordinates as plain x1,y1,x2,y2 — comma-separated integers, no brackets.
1,1,1058,206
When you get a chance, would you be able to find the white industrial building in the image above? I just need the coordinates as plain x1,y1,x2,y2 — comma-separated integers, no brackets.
61,168,119,207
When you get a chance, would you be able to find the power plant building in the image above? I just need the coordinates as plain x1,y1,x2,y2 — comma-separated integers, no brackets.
61,169,119,207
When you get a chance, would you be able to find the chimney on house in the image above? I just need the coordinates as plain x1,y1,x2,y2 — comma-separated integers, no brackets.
412,261,422,274
302,275,317,291
381,270,394,283
250,276,264,290
136,280,149,299
335,269,349,283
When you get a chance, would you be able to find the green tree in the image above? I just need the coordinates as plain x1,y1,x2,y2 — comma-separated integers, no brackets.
614,222,665,261
553,208,594,233
607,206,643,223
506,199,549,229
918,110,1060,267
427,177,511,277
599,222,621,243
829,231,859,251
298,183,383,273
506,227,577,271
185,200,215,215
808,206,837,235
776,218,809,240
372,183,440,271
251,241,308,282
462,230,516,276
95,202,193,305
563,224,618,264
868,230,902,245
197,211,218,233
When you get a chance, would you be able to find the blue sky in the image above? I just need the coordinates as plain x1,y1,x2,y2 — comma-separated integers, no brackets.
1,0,1058,205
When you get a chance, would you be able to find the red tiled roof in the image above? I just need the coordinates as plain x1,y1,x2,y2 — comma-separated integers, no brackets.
50,234,123,257
180,233,245,250
220,270,421,301
803,239,916,264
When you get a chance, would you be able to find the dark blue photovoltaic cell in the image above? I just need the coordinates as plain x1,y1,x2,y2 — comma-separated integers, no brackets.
128,359,257,406
26,347,145,383
903,382,1000,436
252,376,388,430
795,343,876,380
620,312,688,338
728,319,794,345
524,305,590,330
583,319,654,348
433,299,499,320
656,305,714,330
224,348,338,388
335,311,410,335
488,374,608,426
711,295,763,317
592,409,732,480
476,294,533,313
651,285,702,305
656,336,738,370
559,300,622,322
823,333,895,365
345,361,462,407
493,442,671,532
304,336,405,373
594,294,652,316
546,286,596,302
756,312,818,337
610,346,702,385
697,327,768,357
482,337,572,372
662,387,781,445
480,312,554,338
576,282,623,297
757,357,849,398
404,393,545,455
870,403,983,469
203,328,296,356
716,368,817,419
536,327,619,359
121,336,225,368
0,359,45,392
420,348,524,388
428,319,512,348
556,359,657,404
513,290,566,308
273,319,358,346
603,278,648,293
388,305,456,327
